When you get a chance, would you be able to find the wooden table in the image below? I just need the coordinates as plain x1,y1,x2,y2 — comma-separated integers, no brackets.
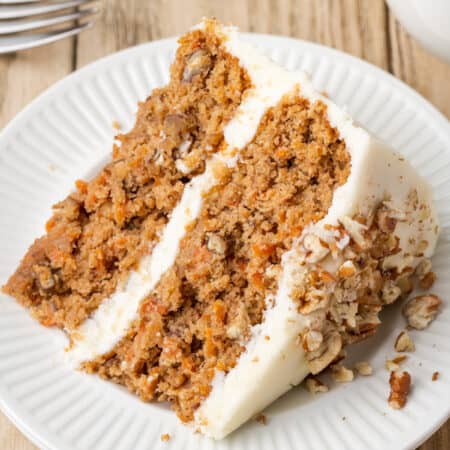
0,1,449,448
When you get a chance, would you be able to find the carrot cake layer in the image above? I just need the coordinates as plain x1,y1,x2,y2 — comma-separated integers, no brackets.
3,20,251,331
3,19,439,440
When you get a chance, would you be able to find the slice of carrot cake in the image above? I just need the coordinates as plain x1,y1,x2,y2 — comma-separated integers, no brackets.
3,19,439,440
3,20,251,331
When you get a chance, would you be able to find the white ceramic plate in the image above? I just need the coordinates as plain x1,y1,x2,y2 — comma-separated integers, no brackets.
0,34,449,450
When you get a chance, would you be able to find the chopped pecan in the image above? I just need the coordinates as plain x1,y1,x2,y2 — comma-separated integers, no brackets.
331,364,354,382
183,49,212,81
339,216,368,248
377,207,397,233
32,265,55,291
160,433,171,442
419,271,436,290
396,275,414,297
385,355,407,371
338,260,357,278
394,331,415,352
355,361,373,376
415,258,432,279
302,330,323,352
305,376,329,393
255,413,268,425
381,280,401,304
206,233,227,254
163,113,189,140
306,331,342,374
388,371,411,409
403,294,442,330
303,233,329,263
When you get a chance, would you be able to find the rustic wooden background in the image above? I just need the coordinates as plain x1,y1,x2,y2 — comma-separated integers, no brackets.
0,0,449,448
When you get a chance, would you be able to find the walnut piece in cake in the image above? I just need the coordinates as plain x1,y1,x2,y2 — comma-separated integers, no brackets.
394,331,415,352
388,371,411,409
402,294,442,329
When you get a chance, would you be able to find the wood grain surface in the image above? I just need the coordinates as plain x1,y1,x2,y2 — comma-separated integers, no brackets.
0,0,449,448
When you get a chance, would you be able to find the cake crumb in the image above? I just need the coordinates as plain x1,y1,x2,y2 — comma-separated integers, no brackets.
161,433,171,442
331,364,354,382
305,376,329,394
388,371,411,409
112,120,121,130
255,414,267,425
394,331,415,352
432,371,439,381
355,361,373,376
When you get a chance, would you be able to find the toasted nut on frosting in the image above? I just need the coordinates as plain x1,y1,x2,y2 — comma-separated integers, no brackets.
402,294,442,330
381,281,401,304
415,258,432,279
337,260,357,278
307,331,342,375
302,330,323,352
303,234,329,263
419,271,436,290
339,216,368,248
376,208,397,233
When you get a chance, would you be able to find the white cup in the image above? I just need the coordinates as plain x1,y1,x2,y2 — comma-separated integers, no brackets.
386,0,450,64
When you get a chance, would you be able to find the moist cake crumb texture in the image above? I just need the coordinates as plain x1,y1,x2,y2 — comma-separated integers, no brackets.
2,18,440,440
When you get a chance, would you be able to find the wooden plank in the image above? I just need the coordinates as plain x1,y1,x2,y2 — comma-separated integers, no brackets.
0,40,74,129
0,414,36,450
420,419,450,450
387,6,450,118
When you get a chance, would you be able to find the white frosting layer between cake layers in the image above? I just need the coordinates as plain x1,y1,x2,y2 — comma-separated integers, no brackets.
67,24,306,366
193,22,439,439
